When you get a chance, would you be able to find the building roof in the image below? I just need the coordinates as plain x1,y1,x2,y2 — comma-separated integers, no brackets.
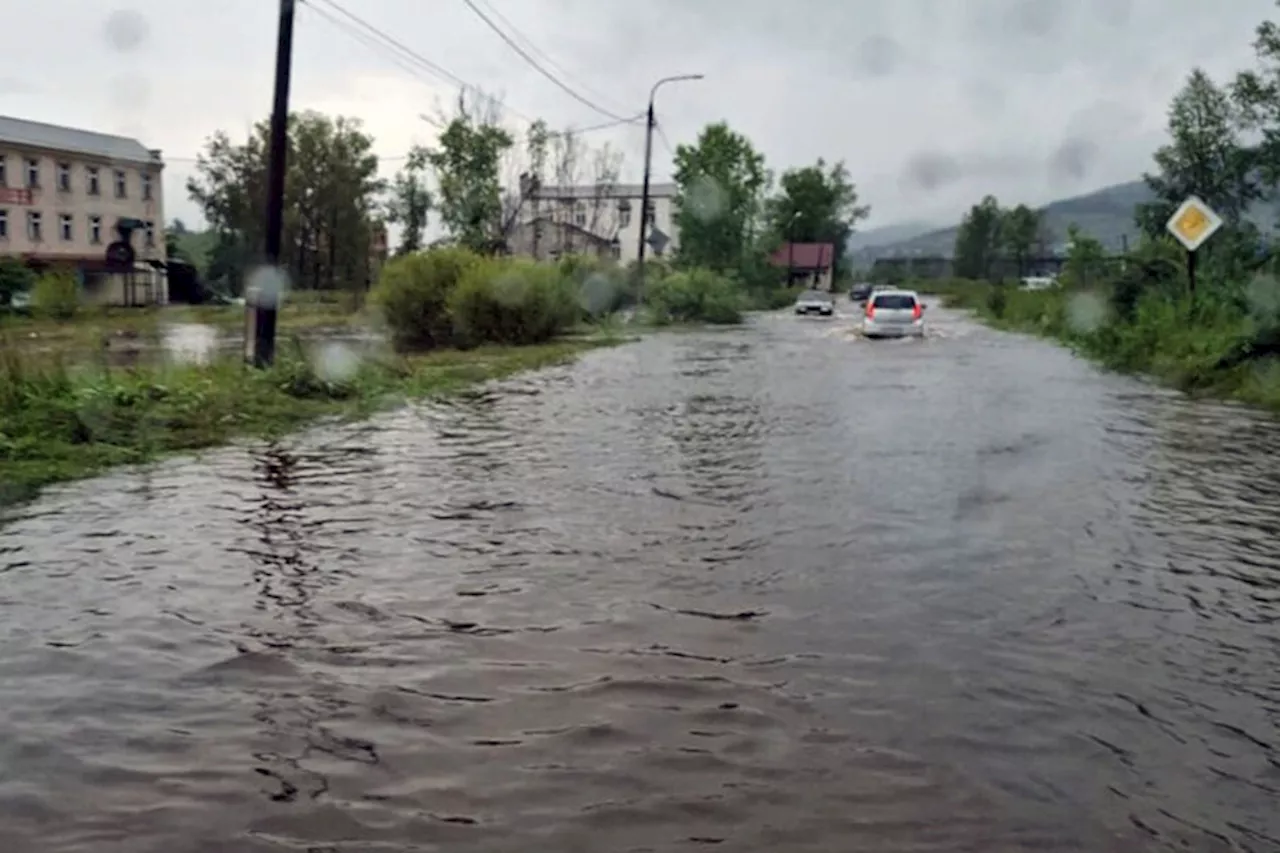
533,181,677,201
770,242,836,270
0,115,159,166
517,216,615,245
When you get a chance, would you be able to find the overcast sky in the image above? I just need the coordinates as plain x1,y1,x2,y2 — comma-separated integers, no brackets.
3,0,1275,231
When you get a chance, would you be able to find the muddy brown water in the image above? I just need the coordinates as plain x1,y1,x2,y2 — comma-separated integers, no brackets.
0,306,1277,852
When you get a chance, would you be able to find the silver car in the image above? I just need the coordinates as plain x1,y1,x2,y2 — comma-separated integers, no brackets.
863,289,926,338
794,289,834,317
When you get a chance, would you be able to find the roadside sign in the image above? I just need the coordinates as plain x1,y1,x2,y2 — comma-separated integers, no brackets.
646,227,669,255
1166,195,1222,252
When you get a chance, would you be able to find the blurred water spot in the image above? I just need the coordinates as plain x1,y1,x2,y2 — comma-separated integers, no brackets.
312,342,361,383
1049,137,1097,181
580,272,616,316
245,266,291,307
104,9,149,53
1066,291,1108,335
686,175,728,223
901,152,962,192
492,272,526,307
163,324,220,366
855,36,902,77
1245,273,1280,319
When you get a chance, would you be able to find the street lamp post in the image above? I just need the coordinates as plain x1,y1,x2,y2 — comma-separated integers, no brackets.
636,73,703,301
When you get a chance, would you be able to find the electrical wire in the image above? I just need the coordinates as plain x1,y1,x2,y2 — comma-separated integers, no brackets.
302,0,642,135
463,0,634,120
456,0,637,123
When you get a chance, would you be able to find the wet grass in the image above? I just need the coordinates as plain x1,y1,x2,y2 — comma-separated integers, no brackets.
0,293,366,359
918,278,1280,413
0,330,625,508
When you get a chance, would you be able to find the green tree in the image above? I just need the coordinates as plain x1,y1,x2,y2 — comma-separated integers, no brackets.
1000,204,1045,277
766,158,870,281
0,256,35,307
1235,5,1280,190
1061,224,1108,289
386,145,433,256
1137,68,1258,237
187,111,385,293
426,91,514,253
953,195,1004,280
672,122,769,273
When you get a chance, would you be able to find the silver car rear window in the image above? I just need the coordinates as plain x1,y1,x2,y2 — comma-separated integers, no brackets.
871,294,916,310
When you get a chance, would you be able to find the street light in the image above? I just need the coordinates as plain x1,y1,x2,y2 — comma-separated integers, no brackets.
636,73,704,299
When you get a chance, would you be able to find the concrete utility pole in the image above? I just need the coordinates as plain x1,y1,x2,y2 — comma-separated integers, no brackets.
247,0,296,368
635,74,703,302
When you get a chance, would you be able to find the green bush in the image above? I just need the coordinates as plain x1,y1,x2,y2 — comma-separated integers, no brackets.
369,247,480,350
557,253,631,316
449,256,581,346
0,257,35,308
30,268,81,320
644,267,744,325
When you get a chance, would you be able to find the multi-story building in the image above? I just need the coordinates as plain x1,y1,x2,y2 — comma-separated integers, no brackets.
0,115,167,306
507,181,680,265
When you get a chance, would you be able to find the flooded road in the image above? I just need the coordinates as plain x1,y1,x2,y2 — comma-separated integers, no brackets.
1,304,1278,852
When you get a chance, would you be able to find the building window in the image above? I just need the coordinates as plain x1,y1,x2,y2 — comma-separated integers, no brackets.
0,156,7,187
141,172,152,201
89,215,102,245
144,220,155,247
57,163,72,192
25,158,39,189
59,213,73,242
644,200,656,226
114,169,127,199
87,166,100,196
618,207,632,228
26,210,42,242
0,209,7,239
573,208,586,227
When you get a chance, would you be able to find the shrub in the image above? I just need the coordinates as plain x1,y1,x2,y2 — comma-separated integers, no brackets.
0,257,35,307
644,267,743,325
30,268,81,320
369,247,480,350
557,253,631,316
449,257,581,346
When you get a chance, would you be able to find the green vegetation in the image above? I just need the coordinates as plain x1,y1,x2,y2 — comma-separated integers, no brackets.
899,4,1280,414
0,336,617,508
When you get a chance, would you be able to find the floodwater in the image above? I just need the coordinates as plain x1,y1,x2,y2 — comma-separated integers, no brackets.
1,304,1277,852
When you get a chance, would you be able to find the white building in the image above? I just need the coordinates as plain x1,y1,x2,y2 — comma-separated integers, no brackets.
507,181,680,265
0,115,167,306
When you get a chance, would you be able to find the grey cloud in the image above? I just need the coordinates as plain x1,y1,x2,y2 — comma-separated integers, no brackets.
855,36,903,77
1048,137,1099,181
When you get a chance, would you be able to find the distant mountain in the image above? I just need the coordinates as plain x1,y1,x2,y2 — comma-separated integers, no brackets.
854,180,1280,260
845,220,939,252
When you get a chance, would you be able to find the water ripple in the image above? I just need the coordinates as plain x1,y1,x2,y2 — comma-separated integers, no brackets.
0,308,1276,851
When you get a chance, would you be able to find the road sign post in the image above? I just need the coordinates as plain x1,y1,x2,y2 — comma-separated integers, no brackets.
1165,195,1223,297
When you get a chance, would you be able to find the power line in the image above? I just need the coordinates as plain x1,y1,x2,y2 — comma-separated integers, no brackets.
302,0,642,135
464,0,632,119
457,0,637,124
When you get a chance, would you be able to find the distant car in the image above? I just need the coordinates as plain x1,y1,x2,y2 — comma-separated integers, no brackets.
794,289,834,316
863,289,926,338
1019,276,1057,291
850,282,874,302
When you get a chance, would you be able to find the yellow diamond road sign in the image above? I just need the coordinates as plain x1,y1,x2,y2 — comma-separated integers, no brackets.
1166,195,1223,252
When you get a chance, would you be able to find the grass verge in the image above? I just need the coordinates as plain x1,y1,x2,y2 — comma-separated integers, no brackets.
916,278,1280,413
0,332,623,509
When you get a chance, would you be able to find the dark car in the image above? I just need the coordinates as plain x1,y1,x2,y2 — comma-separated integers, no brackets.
850,282,874,302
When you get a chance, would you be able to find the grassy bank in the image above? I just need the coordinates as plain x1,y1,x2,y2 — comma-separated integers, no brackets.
0,334,621,508
918,276,1280,411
